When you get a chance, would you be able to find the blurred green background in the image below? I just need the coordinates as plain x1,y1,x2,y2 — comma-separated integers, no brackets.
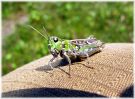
2,2,133,75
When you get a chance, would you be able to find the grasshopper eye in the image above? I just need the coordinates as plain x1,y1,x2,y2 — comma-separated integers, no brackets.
53,37,58,42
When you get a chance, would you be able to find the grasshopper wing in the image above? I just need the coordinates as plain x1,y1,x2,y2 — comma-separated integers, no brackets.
70,36,104,48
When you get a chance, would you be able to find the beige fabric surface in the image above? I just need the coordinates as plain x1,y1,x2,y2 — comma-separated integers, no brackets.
2,43,133,97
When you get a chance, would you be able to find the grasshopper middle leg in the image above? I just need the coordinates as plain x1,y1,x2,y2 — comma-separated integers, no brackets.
60,51,71,77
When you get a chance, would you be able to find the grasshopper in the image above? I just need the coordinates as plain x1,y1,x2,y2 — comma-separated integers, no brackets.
29,26,105,77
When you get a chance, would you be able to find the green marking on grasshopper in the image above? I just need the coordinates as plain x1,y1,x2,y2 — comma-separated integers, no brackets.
29,25,105,77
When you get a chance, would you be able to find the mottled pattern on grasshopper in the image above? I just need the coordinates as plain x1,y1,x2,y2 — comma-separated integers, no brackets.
29,26,105,77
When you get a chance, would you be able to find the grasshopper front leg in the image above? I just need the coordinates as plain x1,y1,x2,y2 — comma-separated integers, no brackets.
48,56,56,69
48,48,59,69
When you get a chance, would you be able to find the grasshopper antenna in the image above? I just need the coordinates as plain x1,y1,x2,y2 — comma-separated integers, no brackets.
43,26,50,39
28,25,48,40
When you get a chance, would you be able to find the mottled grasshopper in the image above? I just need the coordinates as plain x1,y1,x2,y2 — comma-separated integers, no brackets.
29,26,105,77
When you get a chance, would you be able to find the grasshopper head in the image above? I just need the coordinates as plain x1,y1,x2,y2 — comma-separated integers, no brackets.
48,36,62,57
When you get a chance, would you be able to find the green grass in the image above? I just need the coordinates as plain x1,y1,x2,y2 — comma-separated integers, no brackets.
2,2,133,75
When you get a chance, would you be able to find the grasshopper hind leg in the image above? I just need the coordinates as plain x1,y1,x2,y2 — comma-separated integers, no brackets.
79,52,90,65
82,52,90,65
85,53,90,65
